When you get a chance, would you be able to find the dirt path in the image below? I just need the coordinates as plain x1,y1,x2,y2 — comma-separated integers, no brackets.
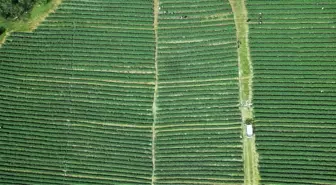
151,0,160,184
228,0,260,184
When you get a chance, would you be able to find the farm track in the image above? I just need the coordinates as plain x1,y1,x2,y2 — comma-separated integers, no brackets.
229,0,260,184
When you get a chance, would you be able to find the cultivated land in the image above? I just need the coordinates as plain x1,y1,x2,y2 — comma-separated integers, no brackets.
0,0,244,184
154,0,243,184
1,0,335,184
0,0,155,184
248,0,336,184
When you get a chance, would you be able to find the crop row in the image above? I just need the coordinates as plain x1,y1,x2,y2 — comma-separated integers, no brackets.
248,0,336,184
0,0,247,184
0,0,156,184
154,0,243,184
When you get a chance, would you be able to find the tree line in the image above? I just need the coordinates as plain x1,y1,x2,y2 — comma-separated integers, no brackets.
0,0,51,20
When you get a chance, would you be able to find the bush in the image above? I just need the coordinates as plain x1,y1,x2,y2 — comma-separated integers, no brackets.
0,27,6,35
245,118,254,125
0,0,40,20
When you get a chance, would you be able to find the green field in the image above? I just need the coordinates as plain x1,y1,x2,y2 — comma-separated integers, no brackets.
154,0,243,184
248,0,336,184
0,0,244,184
0,0,336,184
0,0,155,184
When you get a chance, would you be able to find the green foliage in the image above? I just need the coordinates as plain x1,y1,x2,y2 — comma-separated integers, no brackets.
245,118,254,126
0,0,34,20
0,0,245,184
0,0,50,20
0,0,57,44
249,0,336,184
0,26,5,35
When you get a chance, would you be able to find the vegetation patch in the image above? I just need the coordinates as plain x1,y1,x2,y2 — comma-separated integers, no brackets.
0,26,5,35
1,0,39,20
0,0,61,45
245,118,254,125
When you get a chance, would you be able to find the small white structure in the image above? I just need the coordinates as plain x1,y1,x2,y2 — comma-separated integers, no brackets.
246,124,253,138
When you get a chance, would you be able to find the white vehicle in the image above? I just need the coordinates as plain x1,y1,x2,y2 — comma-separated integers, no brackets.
246,124,253,138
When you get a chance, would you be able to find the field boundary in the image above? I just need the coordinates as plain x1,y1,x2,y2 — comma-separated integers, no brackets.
151,0,160,184
229,0,260,184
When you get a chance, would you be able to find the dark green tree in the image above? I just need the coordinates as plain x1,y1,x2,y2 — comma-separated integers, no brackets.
0,0,48,20
0,26,6,35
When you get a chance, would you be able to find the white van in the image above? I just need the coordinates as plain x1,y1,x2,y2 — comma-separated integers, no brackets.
246,124,253,138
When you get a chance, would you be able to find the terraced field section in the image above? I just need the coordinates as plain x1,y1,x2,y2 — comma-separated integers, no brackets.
0,0,244,184
247,0,336,184
0,0,155,184
154,0,243,184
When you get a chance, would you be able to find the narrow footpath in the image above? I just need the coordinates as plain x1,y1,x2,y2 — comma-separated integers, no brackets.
229,0,260,184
